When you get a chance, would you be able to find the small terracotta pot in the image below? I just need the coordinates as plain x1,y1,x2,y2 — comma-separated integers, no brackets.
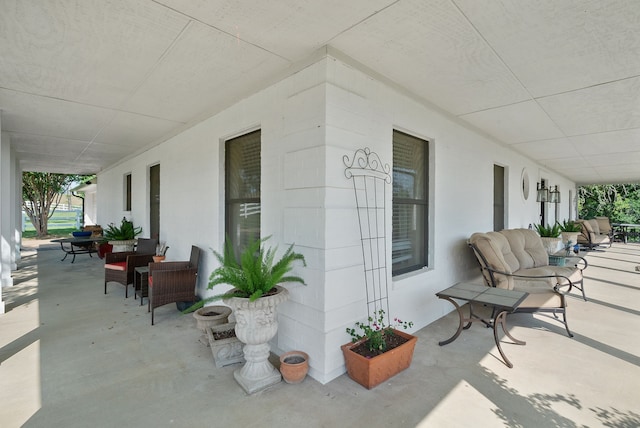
152,255,166,263
279,351,309,384
192,305,232,332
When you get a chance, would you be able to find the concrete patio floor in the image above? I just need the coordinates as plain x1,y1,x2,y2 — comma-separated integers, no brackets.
1,240,639,427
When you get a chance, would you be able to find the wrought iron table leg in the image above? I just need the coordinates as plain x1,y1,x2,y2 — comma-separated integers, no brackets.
493,310,526,368
58,242,69,262
438,297,465,346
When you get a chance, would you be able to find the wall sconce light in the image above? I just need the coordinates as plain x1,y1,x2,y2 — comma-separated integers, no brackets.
536,182,548,202
549,185,561,204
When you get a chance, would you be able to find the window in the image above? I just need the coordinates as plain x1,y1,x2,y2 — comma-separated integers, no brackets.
225,130,261,256
124,173,132,211
392,130,428,276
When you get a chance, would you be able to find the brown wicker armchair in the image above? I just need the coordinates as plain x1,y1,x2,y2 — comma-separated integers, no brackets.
104,238,158,297
148,246,201,325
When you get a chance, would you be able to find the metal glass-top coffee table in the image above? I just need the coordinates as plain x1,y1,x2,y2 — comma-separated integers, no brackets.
436,282,529,368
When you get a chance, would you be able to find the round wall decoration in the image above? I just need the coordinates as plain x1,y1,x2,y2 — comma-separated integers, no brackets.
521,168,530,200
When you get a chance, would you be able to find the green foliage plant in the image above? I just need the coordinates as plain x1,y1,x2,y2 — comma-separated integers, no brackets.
185,236,306,312
578,184,640,223
346,309,413,354
557,220,582,233
103,217,142,241
534,223,561,238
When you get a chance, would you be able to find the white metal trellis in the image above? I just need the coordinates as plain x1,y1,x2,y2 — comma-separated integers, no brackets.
343,147,392,324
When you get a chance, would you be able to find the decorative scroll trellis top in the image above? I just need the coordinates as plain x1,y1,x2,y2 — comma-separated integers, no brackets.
343,147,391,183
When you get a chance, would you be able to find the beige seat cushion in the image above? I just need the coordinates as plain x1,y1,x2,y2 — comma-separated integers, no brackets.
550,266,583,286
576,219,595,245
499,229,549,269
469,232,514,290
518,289,563,308
512,266,557,288
595,217,612,234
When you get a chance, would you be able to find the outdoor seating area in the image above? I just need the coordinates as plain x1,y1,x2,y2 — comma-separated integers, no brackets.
103,242,200,325
1,239,639,427
575,217,614,250
103,238,158,297
4,3,640,427
468,228,587,337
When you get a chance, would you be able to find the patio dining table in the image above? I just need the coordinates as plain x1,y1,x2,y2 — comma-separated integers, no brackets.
612,223,640,243
51,237,103,263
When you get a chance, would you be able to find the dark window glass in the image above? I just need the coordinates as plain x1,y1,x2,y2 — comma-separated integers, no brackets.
392,130,428,275
125,174,132,211
225,130,261,256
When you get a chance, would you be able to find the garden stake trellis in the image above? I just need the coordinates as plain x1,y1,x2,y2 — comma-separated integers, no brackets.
344,147,392,325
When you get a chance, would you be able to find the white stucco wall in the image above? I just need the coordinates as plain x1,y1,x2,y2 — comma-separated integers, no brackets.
97,52,576,384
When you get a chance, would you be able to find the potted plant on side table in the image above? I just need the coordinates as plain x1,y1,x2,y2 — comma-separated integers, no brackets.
187,236,306,394
153,242,169,262
557,220,581,247
103,217,142,252
534,223,562,254
342,309,416,389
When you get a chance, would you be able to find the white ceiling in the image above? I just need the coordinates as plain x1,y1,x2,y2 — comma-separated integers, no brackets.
1,0,640,184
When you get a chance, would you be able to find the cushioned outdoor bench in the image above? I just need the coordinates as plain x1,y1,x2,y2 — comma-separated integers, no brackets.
468,228,588,337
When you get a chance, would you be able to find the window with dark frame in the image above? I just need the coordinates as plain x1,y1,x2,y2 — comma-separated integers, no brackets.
125,173,132,211
225,130,261,257
392,130,429,276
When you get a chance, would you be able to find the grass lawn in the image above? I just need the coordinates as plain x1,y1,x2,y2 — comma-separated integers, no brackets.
23,209,82,239
22,227,78,239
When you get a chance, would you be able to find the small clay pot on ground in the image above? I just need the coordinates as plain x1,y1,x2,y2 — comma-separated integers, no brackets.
279,351,309,384
193,305,232,332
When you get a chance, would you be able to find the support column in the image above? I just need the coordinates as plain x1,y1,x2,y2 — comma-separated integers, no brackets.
12,153,21,268
0,112,12,313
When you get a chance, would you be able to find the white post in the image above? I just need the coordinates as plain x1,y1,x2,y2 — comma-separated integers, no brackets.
0,112,13,313
10,145,19,268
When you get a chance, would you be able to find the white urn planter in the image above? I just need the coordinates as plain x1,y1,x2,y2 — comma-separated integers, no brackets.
109,239,136,253
540,237,562,254
561,232,579,247
224,285,289,394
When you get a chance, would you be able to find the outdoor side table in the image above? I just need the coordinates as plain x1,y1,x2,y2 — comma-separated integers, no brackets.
436,282,529,368
134,266,149,305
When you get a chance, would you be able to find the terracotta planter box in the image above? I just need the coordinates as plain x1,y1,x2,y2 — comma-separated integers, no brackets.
206,322,245,368
341,329,417,389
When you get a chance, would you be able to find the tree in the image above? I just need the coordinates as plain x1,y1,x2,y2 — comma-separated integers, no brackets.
578,184,640,223
22,172,85,238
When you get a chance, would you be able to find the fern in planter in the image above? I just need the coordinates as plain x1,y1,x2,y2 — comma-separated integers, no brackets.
185,236,306,312
557,220,582,233
534,223,561,238
103,217,142,241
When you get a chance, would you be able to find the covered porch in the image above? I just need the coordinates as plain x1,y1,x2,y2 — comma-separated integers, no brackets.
2,240,638,427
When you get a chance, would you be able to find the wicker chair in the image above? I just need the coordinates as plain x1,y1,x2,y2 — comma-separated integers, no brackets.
148,246,201,325
104,238,158,297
